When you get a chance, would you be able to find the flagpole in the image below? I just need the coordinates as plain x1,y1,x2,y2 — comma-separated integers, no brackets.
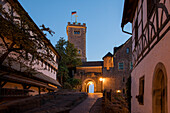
71,12,72,23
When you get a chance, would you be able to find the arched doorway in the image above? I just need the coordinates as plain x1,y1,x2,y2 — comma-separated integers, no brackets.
82,78,96,93
87,81,94,93
152,63,167,113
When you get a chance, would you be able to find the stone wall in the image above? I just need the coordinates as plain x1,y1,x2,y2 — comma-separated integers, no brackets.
67,22,87,62
103,38,132,94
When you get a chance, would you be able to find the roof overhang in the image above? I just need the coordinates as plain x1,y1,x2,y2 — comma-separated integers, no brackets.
121,0,138,28
76,66,103,69
0,66,61,88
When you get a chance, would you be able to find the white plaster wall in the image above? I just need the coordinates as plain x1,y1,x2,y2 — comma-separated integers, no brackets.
131,31,170,113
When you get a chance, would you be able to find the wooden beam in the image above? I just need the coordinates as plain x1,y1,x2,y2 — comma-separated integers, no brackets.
0,81,7,88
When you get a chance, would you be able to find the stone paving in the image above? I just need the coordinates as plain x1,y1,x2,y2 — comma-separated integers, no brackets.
89,98,103,113
70,93,103,113
0,90,87,113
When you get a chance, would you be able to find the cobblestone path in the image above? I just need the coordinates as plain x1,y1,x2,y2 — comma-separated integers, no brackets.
70,93,103,113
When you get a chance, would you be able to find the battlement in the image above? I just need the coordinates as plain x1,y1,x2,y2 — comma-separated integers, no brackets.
67,22,86,27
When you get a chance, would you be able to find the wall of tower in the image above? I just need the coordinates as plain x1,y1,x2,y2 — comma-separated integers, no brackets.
67,22,87,62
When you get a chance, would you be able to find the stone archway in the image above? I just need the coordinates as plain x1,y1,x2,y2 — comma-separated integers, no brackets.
82,78,96,93
152,62,167,113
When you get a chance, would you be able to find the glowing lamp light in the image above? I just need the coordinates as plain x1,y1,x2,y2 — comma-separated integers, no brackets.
99,78,103,81
116,90,121,93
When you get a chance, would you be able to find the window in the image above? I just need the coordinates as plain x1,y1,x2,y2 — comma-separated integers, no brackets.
72,70,74,76
74,31,80,34
41,59,43,67
78,50,81,54
51,66,53,73
45,62,47,69
123,89,125,94
37,60,39,65
136,76,145,105
123,77,125,82
118,62,124,70
48,64,50,71
54,69,55,74
126,48,130,54
130,62,133,70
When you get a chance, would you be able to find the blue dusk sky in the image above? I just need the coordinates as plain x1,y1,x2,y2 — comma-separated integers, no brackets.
18,0,131,61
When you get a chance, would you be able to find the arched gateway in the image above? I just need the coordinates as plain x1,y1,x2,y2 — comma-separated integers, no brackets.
82,78,96,93
152,63,167,113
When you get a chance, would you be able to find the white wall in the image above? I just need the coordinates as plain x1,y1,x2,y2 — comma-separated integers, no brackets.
131,0,170,112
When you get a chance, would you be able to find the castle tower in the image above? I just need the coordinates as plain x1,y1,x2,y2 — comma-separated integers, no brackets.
66,22,87,62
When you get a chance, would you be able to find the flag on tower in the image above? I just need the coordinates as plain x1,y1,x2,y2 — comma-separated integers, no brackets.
71,11,77,15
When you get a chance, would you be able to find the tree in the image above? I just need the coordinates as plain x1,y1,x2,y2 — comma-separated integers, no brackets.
55,37,82,87
0,2,55,69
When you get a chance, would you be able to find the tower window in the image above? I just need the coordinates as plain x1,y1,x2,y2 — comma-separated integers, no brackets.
78,50,81,54
74,31,80,34
126,48,130,54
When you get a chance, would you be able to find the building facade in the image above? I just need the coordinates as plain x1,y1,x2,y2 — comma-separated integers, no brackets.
102,38,132,94
74,61,103,93
66,22,87,62
74,37,132,95
122,0,170,112
0,0,61,101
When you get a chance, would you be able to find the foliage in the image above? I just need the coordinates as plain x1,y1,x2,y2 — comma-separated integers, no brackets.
63,82,72,89
0,2,55,68
55,37,82,86
67,78,82,89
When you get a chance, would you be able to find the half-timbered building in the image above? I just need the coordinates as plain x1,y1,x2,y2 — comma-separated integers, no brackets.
0,0,61,102
122,0,169,112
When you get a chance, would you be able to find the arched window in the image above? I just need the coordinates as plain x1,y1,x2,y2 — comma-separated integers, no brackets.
126,48,130,54
78,50,81,54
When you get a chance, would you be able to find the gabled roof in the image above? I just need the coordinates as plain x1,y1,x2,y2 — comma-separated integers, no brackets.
113,37,132,54
102,52,113,60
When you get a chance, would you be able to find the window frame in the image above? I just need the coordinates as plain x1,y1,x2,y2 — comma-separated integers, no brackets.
118,62,124,71
126,47,130,54
137,76,145,105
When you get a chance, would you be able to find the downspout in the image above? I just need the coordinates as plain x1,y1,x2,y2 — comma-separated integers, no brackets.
121,24,132,35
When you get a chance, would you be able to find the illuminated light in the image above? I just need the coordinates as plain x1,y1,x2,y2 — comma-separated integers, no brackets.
48,84,58,89
99,78,103,81
116,90,121,93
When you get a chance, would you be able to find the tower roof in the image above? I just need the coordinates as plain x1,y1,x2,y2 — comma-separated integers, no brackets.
102,52,113,60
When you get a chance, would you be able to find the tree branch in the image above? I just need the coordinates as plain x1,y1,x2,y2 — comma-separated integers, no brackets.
0,34,9,49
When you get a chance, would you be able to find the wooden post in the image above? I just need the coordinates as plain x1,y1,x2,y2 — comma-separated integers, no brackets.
38,87,41,95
